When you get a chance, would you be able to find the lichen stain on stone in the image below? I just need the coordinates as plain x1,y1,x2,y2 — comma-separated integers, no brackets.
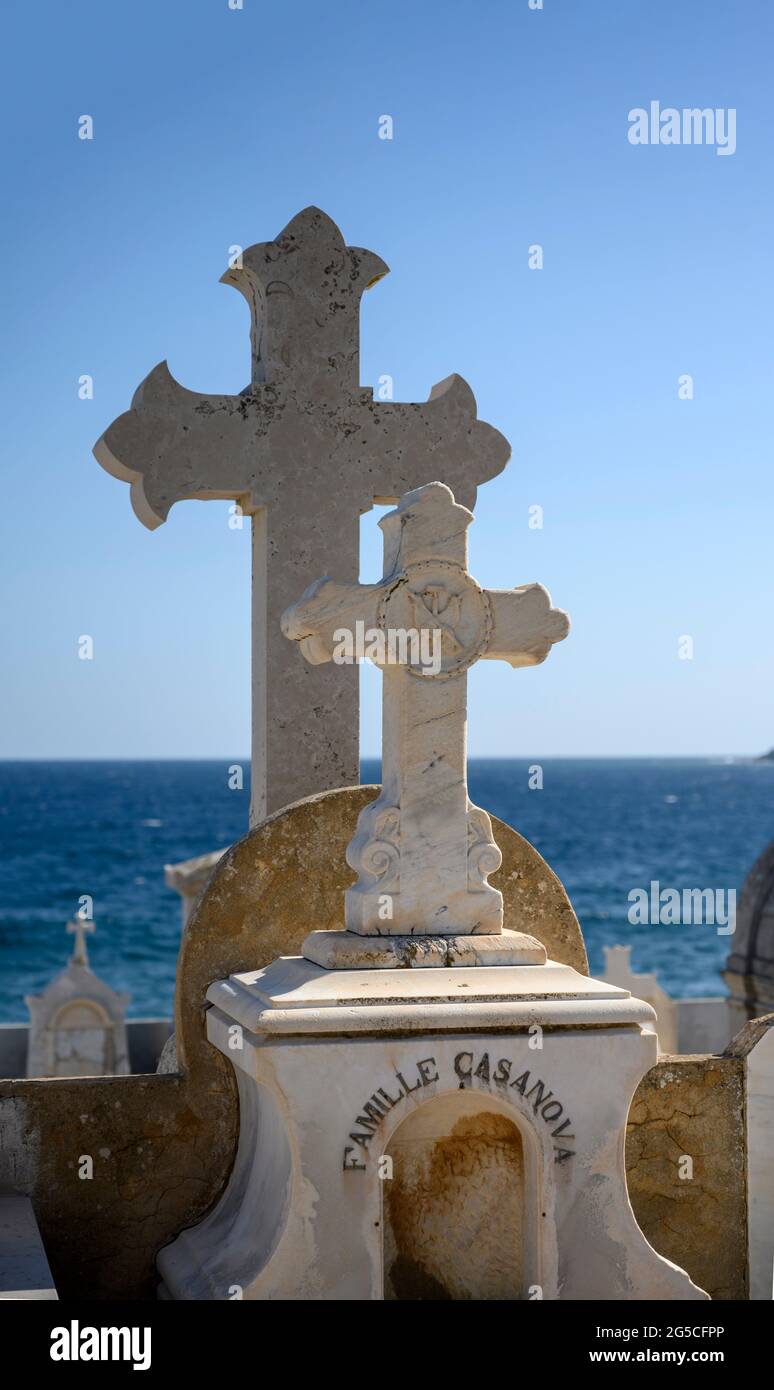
626,1056,747,1299
385,1110,524,1301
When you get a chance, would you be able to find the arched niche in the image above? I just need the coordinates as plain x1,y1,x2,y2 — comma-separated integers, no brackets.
48,998,115,1077
381,1089,541,1300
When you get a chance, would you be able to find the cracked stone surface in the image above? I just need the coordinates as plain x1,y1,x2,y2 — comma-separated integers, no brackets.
626,1055,747,1299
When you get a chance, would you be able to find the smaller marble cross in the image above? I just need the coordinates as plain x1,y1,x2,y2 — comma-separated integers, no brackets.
67,918,95,966
282,482,569,937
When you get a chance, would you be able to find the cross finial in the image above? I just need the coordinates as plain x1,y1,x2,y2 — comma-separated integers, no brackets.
283,481,570,937
221,206,389,389
66,918,95,966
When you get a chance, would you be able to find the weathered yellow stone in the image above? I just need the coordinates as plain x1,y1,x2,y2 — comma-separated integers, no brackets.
627,1054,747,1300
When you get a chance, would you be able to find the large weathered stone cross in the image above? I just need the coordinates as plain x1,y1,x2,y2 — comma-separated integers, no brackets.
94,208,510,823
282,482,569,936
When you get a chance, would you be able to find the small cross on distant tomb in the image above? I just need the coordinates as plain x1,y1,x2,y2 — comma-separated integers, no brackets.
66,918,95,966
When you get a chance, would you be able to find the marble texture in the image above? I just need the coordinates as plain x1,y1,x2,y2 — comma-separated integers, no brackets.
159,966,708,1301
205,956,657,1035
282,483,569,936
302,928,547,970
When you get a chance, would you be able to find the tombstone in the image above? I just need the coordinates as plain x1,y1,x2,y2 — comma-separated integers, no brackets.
94,207,509,826
725,836,774,1032
721,846,774,1298
25,922,130,1079
157,483,707,1300
603,946,678,1054
727,1016,774,1299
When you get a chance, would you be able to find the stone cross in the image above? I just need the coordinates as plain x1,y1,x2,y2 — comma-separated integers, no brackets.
282,482,569,936
66,918,95,966
94,208,510,823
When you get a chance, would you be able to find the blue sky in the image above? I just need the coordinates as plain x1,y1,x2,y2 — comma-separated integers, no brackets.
1,0,771,759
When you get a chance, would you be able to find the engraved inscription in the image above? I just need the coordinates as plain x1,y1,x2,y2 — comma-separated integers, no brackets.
342,1050,575,1171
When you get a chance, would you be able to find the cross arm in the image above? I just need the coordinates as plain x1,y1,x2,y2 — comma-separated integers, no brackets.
486,584,570,667
94,362,263,530
281,577,384,665
365,374,510,513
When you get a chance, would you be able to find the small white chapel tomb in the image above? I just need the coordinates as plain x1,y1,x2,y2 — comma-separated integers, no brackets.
25,921,130,1079
158,483,708,1301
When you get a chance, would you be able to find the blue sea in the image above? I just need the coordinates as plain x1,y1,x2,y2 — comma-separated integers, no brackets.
0,759,771,1022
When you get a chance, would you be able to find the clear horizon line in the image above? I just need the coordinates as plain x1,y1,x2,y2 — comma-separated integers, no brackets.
0,753,769,763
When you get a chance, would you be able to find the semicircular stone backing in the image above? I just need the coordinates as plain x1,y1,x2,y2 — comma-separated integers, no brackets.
176,786,587,1071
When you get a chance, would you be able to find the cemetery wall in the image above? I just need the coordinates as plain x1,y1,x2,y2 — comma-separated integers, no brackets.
0,793,752,1299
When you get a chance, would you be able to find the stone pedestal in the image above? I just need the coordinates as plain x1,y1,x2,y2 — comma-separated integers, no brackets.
158,944,708,1301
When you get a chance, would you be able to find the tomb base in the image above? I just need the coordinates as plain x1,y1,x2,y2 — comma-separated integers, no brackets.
157,946,709,1301
302,927,547,970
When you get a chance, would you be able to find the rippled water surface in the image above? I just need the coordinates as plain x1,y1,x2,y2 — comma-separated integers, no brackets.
0,758,771,1020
